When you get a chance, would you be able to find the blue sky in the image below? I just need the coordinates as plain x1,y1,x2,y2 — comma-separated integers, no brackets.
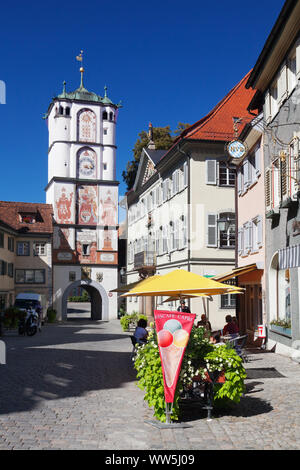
0,0,285,217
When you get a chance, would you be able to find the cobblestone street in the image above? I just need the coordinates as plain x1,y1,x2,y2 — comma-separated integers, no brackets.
1,318,300,450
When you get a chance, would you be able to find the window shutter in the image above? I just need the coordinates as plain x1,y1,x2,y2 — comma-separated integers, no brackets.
237,168,242,195
238,228,242,255
257,216,263,248
207,213,217,247
243,159,250,190
255,144,261,177
183,162,188,187
174,220,179,250
265,168,272,210
278,63,288,106
296,37,300,79
264,90,271,123
206,160,217,185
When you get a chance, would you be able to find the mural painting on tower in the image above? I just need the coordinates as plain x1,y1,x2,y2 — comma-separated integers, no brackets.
99,186,118,226
77,185,98,225
55,184,75,224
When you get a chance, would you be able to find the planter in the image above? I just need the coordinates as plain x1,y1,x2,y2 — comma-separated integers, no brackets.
270,324,291,337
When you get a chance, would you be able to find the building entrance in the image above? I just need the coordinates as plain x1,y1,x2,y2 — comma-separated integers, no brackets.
61,280,109,322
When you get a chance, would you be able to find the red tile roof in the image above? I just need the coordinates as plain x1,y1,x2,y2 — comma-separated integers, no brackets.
0,201,53,234
159,71,257,163
182,71,257,141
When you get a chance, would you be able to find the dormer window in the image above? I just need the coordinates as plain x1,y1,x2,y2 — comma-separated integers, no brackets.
19,213,36,224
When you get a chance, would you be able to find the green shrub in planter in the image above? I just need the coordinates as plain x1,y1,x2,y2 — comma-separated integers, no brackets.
3,307,24,329
133,325,247,422
120,314,131,331
47,308,57,323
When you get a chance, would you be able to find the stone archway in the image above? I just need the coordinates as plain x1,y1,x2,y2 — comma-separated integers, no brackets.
61,280,109,321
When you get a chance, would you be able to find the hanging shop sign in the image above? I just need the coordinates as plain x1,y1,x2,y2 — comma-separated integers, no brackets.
226,140,247,160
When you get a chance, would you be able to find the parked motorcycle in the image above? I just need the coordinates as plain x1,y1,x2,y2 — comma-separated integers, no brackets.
18,308,39,336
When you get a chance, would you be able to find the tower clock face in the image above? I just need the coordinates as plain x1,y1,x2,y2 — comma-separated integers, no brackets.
77,149,96,178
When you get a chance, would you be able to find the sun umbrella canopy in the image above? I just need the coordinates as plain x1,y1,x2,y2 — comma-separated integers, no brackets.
112,274,162,294
121,269,242,297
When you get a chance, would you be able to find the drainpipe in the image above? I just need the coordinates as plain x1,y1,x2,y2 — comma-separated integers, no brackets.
177,143,191,311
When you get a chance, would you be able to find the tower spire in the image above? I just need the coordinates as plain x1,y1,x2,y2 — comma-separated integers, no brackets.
76,50,84,89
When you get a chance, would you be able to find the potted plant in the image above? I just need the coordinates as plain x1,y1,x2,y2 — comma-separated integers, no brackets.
47,307,57,323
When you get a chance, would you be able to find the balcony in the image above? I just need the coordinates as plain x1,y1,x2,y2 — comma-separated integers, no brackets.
134,251,156,275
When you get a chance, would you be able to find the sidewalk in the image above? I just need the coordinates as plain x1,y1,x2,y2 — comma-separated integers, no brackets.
0,319,300,450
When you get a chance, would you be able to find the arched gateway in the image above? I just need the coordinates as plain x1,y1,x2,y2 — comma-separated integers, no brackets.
61,280,109,321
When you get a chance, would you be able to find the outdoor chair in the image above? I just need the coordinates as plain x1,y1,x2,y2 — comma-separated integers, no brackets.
130,335,137,360
232,334,249,362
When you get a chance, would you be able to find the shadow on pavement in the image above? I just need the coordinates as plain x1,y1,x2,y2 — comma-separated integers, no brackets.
0,322,136,416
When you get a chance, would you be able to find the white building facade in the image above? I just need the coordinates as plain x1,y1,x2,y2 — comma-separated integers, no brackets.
45,72,121,321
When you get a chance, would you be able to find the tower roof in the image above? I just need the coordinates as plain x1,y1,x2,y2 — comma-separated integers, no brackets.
43,70,122,119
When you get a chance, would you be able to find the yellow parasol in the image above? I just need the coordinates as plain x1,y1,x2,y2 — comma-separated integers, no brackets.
121,269,244,298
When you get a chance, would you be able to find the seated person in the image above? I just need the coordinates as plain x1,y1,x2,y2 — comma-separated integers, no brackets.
210,333,225,347
197,314,212,331
134,319,148,344
222,315,239,337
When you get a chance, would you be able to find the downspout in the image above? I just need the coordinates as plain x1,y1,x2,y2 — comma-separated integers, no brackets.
177,143,191,272
177,143,191,311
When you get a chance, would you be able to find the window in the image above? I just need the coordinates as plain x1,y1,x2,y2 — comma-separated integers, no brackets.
82,244,90,255
69,271,76,282
0,231,3,248
7,262,14,278
20,213,36,224
17,242,30,256
218,213,235,248
103,111,108,120
34,242,46,256
104,128,108,135
0,260,7,275
65,107,70,116
15,269,45,284
8,237,14,252
269,253,291,327
219,163,235,186
221,293,236,309
207,213,235,248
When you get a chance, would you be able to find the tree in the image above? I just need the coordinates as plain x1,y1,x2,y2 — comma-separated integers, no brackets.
123,123,190,191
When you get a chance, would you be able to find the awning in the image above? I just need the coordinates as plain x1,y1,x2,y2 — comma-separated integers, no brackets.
279,245,300,269
212,263,259,282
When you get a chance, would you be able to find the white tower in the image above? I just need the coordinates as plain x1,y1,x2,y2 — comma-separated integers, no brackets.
44,66,122,321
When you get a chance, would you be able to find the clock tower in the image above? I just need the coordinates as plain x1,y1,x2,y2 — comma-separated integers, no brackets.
44,66,122,321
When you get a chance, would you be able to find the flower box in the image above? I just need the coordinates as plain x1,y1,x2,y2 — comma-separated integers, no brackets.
270,324,291,336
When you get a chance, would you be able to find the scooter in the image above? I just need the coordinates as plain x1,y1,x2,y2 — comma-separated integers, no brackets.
18,309,38,336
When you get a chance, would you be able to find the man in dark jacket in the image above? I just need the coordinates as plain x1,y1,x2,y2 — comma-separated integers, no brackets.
177,300,191,313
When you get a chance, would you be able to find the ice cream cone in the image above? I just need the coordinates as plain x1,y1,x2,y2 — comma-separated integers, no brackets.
160,343,184,388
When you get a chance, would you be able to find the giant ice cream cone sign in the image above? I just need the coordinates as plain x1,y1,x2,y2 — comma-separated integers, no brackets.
154,310,196,404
